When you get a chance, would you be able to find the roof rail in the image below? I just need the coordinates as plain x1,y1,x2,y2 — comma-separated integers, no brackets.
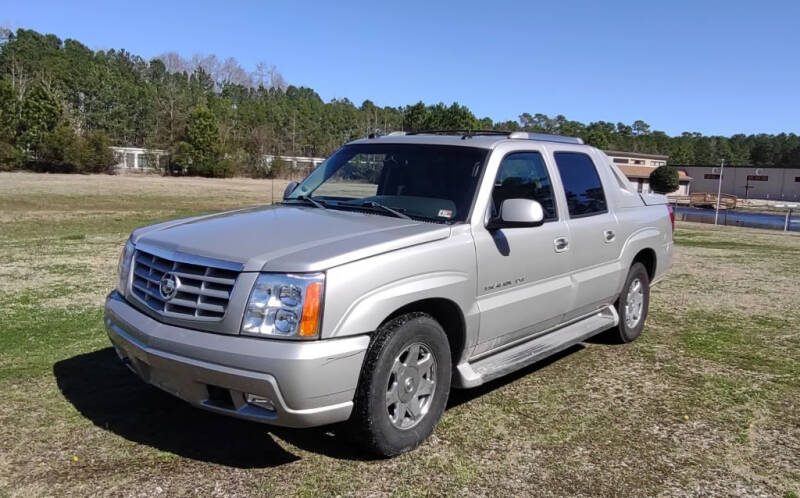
405,129,511,138
507,132,584,144
376,130,584,144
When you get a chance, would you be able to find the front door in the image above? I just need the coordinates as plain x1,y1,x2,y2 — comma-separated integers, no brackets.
472,151,573,357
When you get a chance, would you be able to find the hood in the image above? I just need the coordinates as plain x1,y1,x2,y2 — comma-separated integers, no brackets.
131,204,451,272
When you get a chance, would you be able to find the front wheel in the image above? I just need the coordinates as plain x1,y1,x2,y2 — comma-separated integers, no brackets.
349,312,451,456
608,262,650,343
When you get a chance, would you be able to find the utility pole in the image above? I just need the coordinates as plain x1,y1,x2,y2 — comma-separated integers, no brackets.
714,159,725,225
785,208,792,232
292,112,296,155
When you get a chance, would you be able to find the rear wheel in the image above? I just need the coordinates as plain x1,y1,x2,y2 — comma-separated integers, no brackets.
608,262,650,343
349,312,451,456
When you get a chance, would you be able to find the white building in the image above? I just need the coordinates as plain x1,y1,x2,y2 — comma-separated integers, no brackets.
263,154,325,170
110,146,168,171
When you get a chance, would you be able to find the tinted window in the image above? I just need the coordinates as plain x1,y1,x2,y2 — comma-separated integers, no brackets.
492,152,556,221
289,144,487,222
553,152,607,217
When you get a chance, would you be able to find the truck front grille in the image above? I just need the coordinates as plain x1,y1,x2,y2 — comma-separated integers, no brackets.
131,249,239,320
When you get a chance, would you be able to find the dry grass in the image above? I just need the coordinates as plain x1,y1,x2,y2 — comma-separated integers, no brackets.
0,172,798,497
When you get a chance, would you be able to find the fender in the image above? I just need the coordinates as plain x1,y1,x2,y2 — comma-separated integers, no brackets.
615,225,662,295
327,271,473,338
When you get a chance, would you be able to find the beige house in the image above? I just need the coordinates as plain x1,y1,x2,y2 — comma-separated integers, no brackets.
604,150,691,195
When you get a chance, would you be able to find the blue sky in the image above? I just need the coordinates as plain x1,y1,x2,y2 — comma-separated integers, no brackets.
3,0,799,136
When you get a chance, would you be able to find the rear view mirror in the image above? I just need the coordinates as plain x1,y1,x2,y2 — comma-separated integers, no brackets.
283,181,299,200
487,199,545,229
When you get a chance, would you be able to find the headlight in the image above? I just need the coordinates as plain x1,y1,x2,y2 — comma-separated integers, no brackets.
116,239,135,295
241,273,324,339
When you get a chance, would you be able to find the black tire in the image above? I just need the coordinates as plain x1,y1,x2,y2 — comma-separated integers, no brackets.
607,262,650,343
349,312,451,456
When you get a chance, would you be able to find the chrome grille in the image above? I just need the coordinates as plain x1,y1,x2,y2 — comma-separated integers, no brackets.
131,249,239,320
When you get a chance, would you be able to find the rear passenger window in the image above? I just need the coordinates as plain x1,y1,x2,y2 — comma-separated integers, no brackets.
553,152,607,217
492,152,557,221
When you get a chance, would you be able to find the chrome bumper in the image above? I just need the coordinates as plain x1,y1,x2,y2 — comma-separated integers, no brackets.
103,292,369,428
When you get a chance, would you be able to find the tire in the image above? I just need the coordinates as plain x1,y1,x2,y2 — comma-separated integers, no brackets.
349,312,451,456
608,262,650,343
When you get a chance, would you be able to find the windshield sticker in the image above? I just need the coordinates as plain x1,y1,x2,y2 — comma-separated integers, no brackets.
438,209,453,219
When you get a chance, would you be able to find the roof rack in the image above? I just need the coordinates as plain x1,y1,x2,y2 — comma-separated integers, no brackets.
507,132,584,144
383,130,584,144
404,130,509,137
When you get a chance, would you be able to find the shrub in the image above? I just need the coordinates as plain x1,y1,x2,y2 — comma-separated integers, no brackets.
649,165,680,194
213,158,235,178
80,130,116,173
269,157,290,178
34,126,116,173
0,141,23,171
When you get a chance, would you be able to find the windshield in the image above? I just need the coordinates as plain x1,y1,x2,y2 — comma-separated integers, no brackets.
286,143,488,222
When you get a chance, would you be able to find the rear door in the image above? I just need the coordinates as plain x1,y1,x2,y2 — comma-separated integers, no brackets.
551,151,622,319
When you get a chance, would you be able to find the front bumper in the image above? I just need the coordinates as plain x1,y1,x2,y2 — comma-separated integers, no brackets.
103,291,369,428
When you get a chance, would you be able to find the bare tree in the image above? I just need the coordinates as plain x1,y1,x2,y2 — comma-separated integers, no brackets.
157,52,189,73
191,54,220,81
267,65,287,90
253,62,286,90
220,57,252,87
0,26,11,46
9,55,30,103
157,52,286,91
254,62,269,88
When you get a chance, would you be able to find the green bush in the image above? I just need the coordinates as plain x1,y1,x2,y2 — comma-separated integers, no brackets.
269,157,290,178
213,158,235,178
32,125,116,173
0,141,23,170
649,165,680,194
81,130,116,173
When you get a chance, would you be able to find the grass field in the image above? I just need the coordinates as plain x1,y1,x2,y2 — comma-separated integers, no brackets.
1,172,798,497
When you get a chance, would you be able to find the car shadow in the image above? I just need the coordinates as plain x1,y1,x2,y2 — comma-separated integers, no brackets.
53,348,308,468
54,344,586,467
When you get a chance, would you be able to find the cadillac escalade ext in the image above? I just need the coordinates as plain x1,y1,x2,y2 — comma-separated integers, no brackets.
104,131,673,456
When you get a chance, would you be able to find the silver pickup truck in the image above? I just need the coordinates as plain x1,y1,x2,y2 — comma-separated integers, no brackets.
105,131,673,456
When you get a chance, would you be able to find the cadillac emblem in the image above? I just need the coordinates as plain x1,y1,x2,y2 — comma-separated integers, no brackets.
159,272,179,300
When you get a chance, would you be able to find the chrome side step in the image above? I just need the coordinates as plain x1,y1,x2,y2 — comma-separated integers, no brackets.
455,305,618,388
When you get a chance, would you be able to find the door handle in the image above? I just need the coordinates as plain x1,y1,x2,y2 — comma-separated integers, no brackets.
554,237,569,252
604,229,616,242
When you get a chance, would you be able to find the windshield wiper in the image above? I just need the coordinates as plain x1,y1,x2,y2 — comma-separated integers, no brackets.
286,195,326,209
360,200,411,220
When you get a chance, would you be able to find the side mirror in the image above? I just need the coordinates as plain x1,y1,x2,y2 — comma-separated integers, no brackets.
487,199,545,230
283,181,299,200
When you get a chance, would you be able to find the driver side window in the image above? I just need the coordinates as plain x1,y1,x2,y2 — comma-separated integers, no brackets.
492,152,557,221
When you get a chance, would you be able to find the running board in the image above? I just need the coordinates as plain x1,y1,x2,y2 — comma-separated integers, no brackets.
455,305,619,388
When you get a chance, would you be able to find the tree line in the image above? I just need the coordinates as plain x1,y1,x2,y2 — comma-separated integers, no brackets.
1,27,799,177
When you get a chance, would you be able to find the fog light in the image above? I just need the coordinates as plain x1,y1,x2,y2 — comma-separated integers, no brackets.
245,393,276,411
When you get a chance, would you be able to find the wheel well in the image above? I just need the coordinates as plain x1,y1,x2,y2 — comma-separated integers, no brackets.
382,298,466,366
632,248,657,280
